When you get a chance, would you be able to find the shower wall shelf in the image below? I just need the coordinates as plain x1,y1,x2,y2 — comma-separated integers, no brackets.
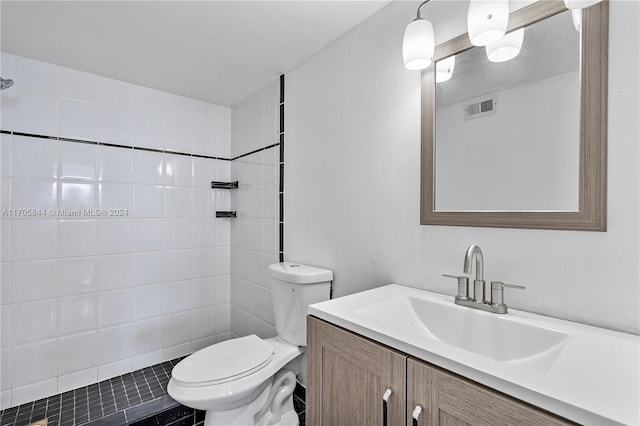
211,181,238,218
211,180,239,189
216,211,237,218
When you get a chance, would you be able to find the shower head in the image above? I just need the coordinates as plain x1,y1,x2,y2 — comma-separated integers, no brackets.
0,78,14,90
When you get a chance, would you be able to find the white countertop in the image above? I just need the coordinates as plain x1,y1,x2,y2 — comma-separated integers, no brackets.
308,284,640,425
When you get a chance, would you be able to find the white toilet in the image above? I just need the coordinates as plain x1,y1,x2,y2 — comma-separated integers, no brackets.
168,262,333,426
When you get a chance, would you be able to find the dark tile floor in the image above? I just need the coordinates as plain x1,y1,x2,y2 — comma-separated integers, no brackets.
293,383,306,426
0,358,306,426
0,358,181,426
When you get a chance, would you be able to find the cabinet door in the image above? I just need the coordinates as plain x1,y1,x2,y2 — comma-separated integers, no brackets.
407,358,574,426
307,316,407,426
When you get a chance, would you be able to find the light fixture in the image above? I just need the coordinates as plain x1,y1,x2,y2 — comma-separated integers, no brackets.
563,0,602,10
486,28,524,62
436,55,456,83
467,0,510,46
571,9,582,31
402,0,435,70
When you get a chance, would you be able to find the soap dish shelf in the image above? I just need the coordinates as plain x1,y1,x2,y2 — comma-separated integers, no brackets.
216,211,237,218
211,180,239,189
211,181,238,218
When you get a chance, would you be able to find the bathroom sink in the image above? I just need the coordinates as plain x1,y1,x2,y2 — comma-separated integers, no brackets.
355,295,568,363
310,284,640,425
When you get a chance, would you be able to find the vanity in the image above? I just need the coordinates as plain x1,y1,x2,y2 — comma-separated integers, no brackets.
306,285,639,425
303,1,634,423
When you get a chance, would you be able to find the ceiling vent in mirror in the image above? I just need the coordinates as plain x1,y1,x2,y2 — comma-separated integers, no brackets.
464,95,498,120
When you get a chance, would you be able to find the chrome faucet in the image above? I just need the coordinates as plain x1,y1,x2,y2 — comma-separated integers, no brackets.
443,244,525,314
463,244,485,302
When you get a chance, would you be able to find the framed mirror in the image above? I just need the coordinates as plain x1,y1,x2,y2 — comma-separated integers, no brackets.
421,0,608,231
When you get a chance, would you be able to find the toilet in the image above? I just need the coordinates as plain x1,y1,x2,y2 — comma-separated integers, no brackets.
168,262,333,426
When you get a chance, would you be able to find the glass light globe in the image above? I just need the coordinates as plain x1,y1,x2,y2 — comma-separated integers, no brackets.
486,28,524,63
403,18,435,70
467,0,510,46
436,55,456,83
564,0,602,10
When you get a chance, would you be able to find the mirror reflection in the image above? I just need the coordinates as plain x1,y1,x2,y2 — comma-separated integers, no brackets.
434,10,580,211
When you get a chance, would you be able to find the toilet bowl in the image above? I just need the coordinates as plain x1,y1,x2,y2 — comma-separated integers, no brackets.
168,262,333,426
168,335,302,425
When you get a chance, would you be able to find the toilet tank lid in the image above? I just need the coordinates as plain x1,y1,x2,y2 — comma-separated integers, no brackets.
268,262,333,284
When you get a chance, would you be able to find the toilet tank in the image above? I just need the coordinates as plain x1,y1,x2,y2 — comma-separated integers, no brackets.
268,262,333,346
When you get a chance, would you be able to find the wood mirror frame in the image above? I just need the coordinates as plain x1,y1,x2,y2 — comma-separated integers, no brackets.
421,0,608,231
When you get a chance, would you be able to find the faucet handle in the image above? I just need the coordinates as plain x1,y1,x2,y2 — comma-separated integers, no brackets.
442,274,470,300
490,281,525,308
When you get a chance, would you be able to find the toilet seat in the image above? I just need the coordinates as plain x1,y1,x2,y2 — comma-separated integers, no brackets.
168,336,304,414
171,335,274,387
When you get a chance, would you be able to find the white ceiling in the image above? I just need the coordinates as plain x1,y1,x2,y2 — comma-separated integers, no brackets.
1,1,390,106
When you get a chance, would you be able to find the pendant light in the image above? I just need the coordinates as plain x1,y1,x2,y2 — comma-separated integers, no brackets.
467,0,510,46
563,0,602,9
486,28,524,62
436,55,456,83
402,0,435,70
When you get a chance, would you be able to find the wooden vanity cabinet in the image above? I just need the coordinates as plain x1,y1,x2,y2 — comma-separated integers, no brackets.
307,315,407,426
407,358,574,426
308,316,574,426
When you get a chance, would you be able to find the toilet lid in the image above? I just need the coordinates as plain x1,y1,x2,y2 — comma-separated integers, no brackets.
172,335,275,387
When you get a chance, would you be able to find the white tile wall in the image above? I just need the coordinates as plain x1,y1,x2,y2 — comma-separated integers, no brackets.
98,324,133,365
58,294,97,336
133,219,164,252
1,306,12,349
58,368,97,394
12,136,57,179
59,68,97,103
12,339,57,388
1,135,11,177
99,182,133,213
57,331,97,376
58,256,98,296
98,219,132,254
133,317,163,355
12,220,57,261
229,80,280,339
58,219,98,258
98,146,132,182
133,150,164,185
0,52,231,409
230,80,278,158
59,182,95,211
134,252,165,286
58,99,98,141
59,142,97,180
98,289,133,327
98,254,132,291
12,259,58,302
133,185,164,218
164,312,191,347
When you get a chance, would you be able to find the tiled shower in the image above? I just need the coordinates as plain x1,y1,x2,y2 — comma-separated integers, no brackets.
0,52,280,411
230,79,281,339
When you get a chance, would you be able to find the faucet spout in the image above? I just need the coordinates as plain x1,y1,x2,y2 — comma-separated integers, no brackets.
447,244,522,313
463,245,485,301
463,245,483,282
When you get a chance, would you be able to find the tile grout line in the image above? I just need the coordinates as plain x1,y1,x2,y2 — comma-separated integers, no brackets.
1,128,279,163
